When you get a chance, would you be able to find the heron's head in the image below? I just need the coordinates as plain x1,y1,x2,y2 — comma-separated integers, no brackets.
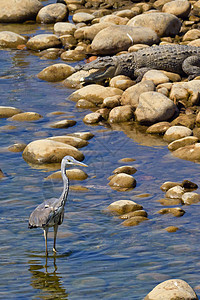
62,155,88,168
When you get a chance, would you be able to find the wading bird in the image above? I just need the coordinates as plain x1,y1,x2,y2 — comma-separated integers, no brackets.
28,155,87,256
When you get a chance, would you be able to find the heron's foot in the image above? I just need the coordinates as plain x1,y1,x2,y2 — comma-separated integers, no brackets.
53,247,57,254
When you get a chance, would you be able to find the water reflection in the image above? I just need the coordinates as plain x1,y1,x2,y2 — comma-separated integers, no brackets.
28,256,68,299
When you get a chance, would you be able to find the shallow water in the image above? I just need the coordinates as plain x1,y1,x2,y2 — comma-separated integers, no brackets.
1,4,200,300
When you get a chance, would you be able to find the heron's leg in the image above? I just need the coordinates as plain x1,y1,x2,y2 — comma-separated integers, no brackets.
43,228,49,256
53,224,58,253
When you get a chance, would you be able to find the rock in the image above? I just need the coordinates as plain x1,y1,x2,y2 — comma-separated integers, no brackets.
69,84,123,105
113,165,137,175
171,114,196,130
8,143,27,152
47,136,88,148
169,80,200,106
102,95,121,109
37,64,74,82
120,210,147,219
26,34,61,51
60,49,86,61
54,22,76,35
9,112,42,121
182,180,198,190
182,192,200,205
76,99,97,109
162,0,191,18
157,207,185,217
109,75,135,90
168,136,198,151
109,173,136,191
90,25,159,55
182,29,200,42
83,112,101,124
63,69,97,89
107,200,142,215
158,198,182,205
96,108,110,121
121,216,148,226
121,80,155,108
163,126,192,143
127,12,181,37
49,119,76,128
0,169,5,179
68,132,94,140
165,226,179,232
72,12,95,23
0,106,22,118
0,0,43,23
115,9,138,19
0,31,27,49
38,48,64,60
22,139,84,164
135,91,176,124
142,70,170,85
36,3,68,23
146,121,171,134
165,185,185,199
99,14,128,25
74,22,113,40
144,279,198,299
173,143,200,162
60,34,77,49
46,168,88,181
109,105,133,123
160,181,182,191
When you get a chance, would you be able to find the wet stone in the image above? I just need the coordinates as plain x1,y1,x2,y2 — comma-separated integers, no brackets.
47,136,88,148
165,185,185,199
8,112,42,121
68,132,94,140
109,105,133,123
83,112,101,124
49,119,76,128
182,180,198,190
160,181,182,191
46,168,88,181
26,34,61,51
37,64,75,82
8,143,27,152
158,198,182,206
107,200,143,215
121,216,148,226
109,173,136,191
146,121,171,135
0,106,22,118
113,165,137,175
182,192,200,205
157,207,185,217
163,126,192,143
164,226,179,232
119,210,148,219
0,31,27,49
102,95,121,109
168,136,198,151
76,99,97,109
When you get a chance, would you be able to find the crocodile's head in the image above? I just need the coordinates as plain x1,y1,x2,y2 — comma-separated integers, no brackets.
80,65,117,85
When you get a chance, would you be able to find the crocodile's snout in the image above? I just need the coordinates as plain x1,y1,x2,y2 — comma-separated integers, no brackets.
81,65,116,85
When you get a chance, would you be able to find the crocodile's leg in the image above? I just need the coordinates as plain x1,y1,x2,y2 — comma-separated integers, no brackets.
134,67,153,82
182,56,200,80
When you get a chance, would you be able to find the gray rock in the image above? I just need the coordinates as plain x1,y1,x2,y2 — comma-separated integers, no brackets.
162,0,191,18
36,3,68,24
54,22,76,35
163,126,192,142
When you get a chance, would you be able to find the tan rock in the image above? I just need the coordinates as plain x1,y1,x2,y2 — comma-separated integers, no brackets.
109,173,136,190
165,185,185,199
67,132,94,140
119,210,147,219
76,99,97,109
99,15,128,25
157,207,185,217
61,50,86,61
121,216,148,226
171,114,196,130
169,80,200,106
74,22,112,40
173,143,200,162
47,136,88,148
109,75,134,90
37,63,74,82
49,119,76,128
160,181,182,191
109,105,133,123
168,136,198,151
72,12,95,23
144,279,198,299
165,226,179,232
22,139,84,164
182,192,200,205
9,112,42,121
0,106,22,118
164,126,192,142
107,200,142,215
162,0,191,18
54,22,76,35
36,3,68,23
146,121,171,134
0,31,27,49
26,34,61,51
83,112,101,124
102,95,121,109
60,34,77,49
113,165,137,175
46,168,88,181
183,29,200,42
142,70,170,85
8,143,27,152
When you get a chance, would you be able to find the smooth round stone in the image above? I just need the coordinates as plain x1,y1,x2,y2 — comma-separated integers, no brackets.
72,12,95,23
0,106,22,118
144,279,198,300
26,34,61,51
36,3,68,23
119,210,148,219
160,181,181,191
146,121,171,135
158,198,182,206
47,136,88,148
96,108,110,121
165,185,185,199
109,173,136,190
8,143,27,152
83,112,101,124
118,157,136,162
107,200,143,215
37,63,75,82
76,99,97,109
173,143,200,161
74,22,112,40
183,29,200,42
168,136,198,151
165,226,179,232
60,34,77,49
9,112,42,121
121,216,148,226
162,0,191,18
102,95,121,109
49,119,76,128
61,50,86,61
46,168,88,181
182,192,200,205
164,126,192,143
109,105,133,123
109,75,134,90
142,70,170,85
68,132,94,140
99,15,128,25
54,22,76,35
157,207,185,217
0,0,43,23
22,139,84,164
113,165,137,175
38,48,64,60
0,31,27,49
171,114,196,130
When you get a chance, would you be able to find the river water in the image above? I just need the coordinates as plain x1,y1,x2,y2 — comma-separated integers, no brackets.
1,1,200,299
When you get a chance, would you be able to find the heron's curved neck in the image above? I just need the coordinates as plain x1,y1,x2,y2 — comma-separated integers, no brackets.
61,161,69,206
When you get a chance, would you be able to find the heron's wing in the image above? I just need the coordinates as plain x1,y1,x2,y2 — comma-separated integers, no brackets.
28,198,62,228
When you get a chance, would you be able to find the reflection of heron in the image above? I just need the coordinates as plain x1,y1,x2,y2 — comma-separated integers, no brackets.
28,156,87,256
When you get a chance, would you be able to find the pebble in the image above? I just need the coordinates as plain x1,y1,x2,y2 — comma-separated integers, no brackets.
8,143,27,152
47,136,88,148
26,34,61,51
168,136,198,151
109,105,133,123
146,121,171,135
107,200,143,215
162,0,191,18
165,185,185,199
83,112,101,124
46,168,88,181
0,31,27,49
49,119,76,128
121,216,148,226
113,166,137,175
8,112,42,122
182,192,200,205
164,226,179,232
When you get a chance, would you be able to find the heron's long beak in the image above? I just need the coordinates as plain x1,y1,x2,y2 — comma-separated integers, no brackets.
76,161,88,167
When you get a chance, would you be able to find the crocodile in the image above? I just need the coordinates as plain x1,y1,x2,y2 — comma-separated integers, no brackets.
75,44,200,84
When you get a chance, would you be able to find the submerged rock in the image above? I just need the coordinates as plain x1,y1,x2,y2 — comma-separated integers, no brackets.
0,106,22,118
121,216,148,226
113,165,137,175
182,192,200,205
47,136,88,148
157,207,185,217
9,112,42,121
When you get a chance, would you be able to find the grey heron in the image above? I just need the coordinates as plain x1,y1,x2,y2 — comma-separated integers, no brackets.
28,155,87,256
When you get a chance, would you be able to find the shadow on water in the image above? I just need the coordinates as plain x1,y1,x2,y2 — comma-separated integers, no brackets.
28,253,72,300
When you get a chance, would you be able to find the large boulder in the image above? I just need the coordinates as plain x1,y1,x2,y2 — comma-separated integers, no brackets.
22,139,84,164
90,25,159,55
0,0,43,23
127,12,181,37
135,91,176,124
